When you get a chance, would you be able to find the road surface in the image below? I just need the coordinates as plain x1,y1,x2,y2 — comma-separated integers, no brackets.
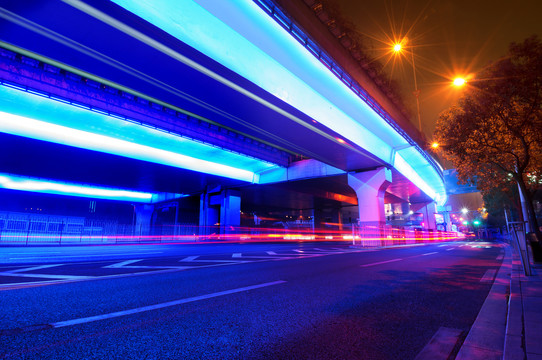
0,240,503,359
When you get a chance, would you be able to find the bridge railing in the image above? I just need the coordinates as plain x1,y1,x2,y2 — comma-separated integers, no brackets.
351,224,463,248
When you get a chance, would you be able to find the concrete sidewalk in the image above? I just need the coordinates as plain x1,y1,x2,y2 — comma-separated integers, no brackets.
455,242,542,360
504,250,542,359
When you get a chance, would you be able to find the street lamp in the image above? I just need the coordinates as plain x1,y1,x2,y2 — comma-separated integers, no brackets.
453,77,466,87
393,38,422,133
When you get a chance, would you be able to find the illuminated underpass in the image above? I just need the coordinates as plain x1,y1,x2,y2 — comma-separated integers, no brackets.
0,0,449,243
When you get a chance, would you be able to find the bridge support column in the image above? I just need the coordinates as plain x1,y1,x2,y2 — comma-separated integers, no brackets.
134,204,154,237
348,168,392,234
220,190,241,235
418,202,437,230
199,188,240,236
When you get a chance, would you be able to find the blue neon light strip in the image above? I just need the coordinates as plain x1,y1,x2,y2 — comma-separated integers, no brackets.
0,173,154,202
104,0,445,204
0,85,276,183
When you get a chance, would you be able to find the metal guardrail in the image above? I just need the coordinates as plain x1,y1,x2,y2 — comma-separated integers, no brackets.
0,221,463,246
351,223,462,247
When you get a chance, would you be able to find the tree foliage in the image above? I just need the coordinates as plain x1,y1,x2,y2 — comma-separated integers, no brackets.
434,36,542,231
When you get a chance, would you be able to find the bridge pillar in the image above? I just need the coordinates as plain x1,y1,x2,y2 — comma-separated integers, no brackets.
220,189,241,235
418,202,437,230
134,204,154,237
199,188,241,236
348,168,392,228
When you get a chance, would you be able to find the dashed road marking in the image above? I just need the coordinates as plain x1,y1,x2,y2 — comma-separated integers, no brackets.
9,264,63,273
103,259,142,269
361,258,403,267
103,259,193,270
313,248,342,252
50,280,287,328
0,272,94,280
182,259,246,263
422,252,438,256
0,247,364,289
180,256,199,262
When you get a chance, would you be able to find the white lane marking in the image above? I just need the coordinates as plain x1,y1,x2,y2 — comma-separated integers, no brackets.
266,251,277,255
51,280,287,328
8,264,63,273
422,252,438,256
0,272,93,280
111,265,194,270
437,244,448,247
180,256,199,262
480,269,497,282
361,258,403,267
446,248,454,251
103,260,192,270
232,253,242,258
292,250,323,254
181,259,247,263
9,252,163,260
496,254,504,260
8,252,62,254
103,259,142,268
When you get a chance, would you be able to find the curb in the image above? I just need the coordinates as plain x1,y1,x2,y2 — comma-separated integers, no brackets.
504,253,524,360
455,243,512,360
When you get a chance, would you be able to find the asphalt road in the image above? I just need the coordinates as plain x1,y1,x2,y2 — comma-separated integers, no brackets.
0,241,503,359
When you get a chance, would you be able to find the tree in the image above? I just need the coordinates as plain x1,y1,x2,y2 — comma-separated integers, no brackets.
434,36,542,239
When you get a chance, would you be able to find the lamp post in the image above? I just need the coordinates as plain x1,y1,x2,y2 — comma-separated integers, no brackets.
393,39,422,133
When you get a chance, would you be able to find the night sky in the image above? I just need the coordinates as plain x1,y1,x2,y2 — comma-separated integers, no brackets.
330,0,542,139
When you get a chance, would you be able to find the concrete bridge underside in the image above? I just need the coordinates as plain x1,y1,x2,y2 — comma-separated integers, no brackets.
0,0,445,233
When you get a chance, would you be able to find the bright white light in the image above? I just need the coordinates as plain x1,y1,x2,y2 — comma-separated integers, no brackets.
0,111,256,182
453,77,466,87
0,173,154,202
0,85,276,183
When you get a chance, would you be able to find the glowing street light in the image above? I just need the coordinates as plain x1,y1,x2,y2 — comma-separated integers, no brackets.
453,77,466,87
461,208,469,215
431,142,439,149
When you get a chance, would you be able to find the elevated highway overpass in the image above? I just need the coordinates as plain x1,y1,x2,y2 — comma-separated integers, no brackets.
0,0,446,235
